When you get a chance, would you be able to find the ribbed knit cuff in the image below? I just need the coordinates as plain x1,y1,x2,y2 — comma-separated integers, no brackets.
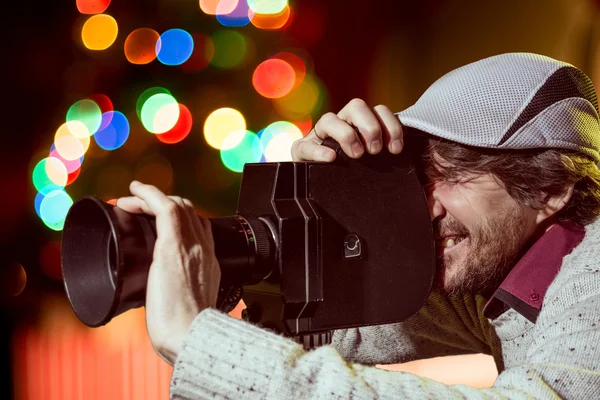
170,308,304,399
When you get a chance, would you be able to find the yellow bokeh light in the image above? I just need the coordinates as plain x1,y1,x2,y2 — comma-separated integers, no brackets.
54,122,91,161
46,157,68,187
203,108,246,150
81,14,118,51
272,75,321,119
200,0,238,15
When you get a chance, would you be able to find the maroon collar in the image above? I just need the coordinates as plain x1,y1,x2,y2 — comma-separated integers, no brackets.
483,221,585,323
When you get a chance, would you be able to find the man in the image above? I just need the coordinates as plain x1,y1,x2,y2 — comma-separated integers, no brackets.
117,53,600,398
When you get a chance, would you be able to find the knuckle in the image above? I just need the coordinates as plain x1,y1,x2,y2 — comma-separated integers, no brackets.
373,104,390,112
349,98,367,109
163,200,179,215
361,124,381,140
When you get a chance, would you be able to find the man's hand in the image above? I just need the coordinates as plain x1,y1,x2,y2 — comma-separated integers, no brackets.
116,181,221,366
291,99,404,162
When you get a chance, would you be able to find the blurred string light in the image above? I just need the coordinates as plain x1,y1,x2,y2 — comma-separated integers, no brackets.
39,190,74,231
94,111,130,150
210,30,249,69
250,3,291,29
217,0,253,27
76,0,111,14
180,33,215,71
66,99,102,137
200,0,239,15
259,121,302,161
204,108,246,149
141,93,180,133
124,28,161,64
81,14,118,50
156,29,194,66
252,58,296,98
220,130,262,172
157,104,193,144
247,0,288,14
272,75,324,119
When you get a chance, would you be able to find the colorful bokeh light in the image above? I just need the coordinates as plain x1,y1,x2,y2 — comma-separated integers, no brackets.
81,14,118,51
32,158,68,195
250,4,291,30
259,120,302,161
39,190,74,231
49,145,83,173
200,0,238,15
156,29,194,66
136,87,172,120
273,75,323,119
87,94,114,129
76,0,111,14
211,30,248,69
273,51,305,87
94,111,130,150
220,130,262,172
204,108,246,149
66,99,102,138
247,0,287,14
124,28,160,65
252,58,295,98
54,122,91,160
156,104,192,144
180,33,214,71
217,0,253,27
140,93,180,134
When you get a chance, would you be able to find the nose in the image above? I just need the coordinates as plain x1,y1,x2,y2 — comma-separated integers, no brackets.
425,184,445,222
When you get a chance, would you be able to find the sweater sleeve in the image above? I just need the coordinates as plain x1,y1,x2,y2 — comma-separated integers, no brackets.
332,289,498,365
170,258,600,399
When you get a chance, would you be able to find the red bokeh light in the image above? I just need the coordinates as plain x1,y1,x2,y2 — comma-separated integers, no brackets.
252,59,296,99
156,104,193,144
76,0,111,15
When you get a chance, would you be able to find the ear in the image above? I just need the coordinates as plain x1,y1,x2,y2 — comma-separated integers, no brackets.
535,183,575,224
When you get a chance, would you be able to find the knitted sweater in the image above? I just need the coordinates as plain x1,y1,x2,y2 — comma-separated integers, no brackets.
170,218,600,399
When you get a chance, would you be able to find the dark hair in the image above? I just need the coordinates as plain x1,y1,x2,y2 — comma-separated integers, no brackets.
416,136,600,226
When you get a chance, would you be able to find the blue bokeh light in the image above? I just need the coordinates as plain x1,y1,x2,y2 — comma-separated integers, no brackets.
94,111,130,150
156,29,194,66
217,1,253,27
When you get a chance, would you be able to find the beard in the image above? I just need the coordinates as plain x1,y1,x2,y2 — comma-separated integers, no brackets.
434,205,529,297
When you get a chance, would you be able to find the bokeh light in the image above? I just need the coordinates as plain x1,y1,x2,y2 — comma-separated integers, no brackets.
39,189,74,231
54,122,91,160
200,0,238,15
272,75,323,119
134,154,174,192
260,121,302,161
32,157,68,195
136,87,172,120
217,0,253,27
140,93,180,134
272,51,305,87
250,3,291,29
76,0,111,14
66,166,82,186
180,33,214,71
247,0,287,14
157,104,192,144
252,58,295,98
292,116,312,136
220,130,262,172
124,28,160,64
156,29,194,66
204,108,246,149
87,94,114,130
49,145,83,173
66,99,102,138
81,14,118,51
210,30,248,69
94,111,130,150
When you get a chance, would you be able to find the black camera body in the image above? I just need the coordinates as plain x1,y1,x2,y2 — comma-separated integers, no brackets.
61,139,436,347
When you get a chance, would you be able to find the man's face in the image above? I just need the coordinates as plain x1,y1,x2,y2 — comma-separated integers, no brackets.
426,169,540,296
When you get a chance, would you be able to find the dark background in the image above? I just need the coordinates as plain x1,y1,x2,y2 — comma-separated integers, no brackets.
2,0,599,398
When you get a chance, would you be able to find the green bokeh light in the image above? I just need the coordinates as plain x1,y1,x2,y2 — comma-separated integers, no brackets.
247,0,288,14
32,158,67,195
220,130,263,173
136,87,172,121
211,30,248,69
140,93,180,134
39,189,73,231
66,99,102,137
